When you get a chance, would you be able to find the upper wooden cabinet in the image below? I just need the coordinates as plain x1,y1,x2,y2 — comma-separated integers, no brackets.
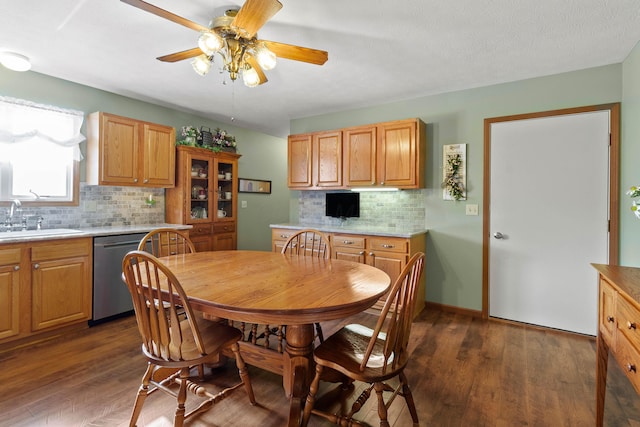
288,130,343,189
288,118,426,190
86,112,176,187
344,125,377,187
377,119,423,188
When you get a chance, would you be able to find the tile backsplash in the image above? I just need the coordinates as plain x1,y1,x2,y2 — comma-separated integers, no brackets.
298,190,427,230
5,183,165,229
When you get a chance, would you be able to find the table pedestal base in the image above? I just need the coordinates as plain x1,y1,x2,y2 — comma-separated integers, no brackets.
283,324,315,427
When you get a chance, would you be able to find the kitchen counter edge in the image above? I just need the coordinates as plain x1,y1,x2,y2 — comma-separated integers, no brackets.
270,223,428,238
0,223,192,244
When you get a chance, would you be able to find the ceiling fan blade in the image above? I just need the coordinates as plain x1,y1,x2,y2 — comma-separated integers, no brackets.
121,0,208,32
262,41,328,65
231,0,283,39
157,47,202,63
244,54,268,85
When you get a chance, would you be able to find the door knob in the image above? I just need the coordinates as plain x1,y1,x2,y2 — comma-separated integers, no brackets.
493,232,504,239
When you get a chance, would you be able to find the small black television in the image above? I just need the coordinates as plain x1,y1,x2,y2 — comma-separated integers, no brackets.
326,192,360,218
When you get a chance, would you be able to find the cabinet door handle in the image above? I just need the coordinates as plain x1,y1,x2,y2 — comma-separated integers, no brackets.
628,321,636,330
343,240,354,245
381,244,394,249
143,179,149,183
359,251,365,256
369,252,375,257
280,234,289,238
13,265,20,271
33,263,40,270
628,363,637,373
607,315,614,323
133,178,138,183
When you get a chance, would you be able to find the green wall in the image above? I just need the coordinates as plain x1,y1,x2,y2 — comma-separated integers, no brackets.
3,55,637,312
291,64,624,312
621,41,640,266
0,68,289,251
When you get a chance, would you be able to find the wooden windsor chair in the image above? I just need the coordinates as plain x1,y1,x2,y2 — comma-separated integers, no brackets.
122,250,256,427
301,252,426,427
228,229,331,360
137,227,195,257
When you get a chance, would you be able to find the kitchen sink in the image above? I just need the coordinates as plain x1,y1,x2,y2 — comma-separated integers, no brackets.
0,228,85,239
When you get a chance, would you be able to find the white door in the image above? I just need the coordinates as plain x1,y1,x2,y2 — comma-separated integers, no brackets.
488,110,610,335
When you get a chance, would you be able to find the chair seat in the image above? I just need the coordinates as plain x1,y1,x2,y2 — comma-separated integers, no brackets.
142,316,243,366
314,324,408,383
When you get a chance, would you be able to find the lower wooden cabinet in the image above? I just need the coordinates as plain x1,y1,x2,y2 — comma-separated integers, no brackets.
0,238,92,346
0,247,21,340
272,228,426,317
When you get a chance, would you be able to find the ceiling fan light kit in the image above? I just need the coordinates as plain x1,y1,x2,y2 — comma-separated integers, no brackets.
121,0,328,87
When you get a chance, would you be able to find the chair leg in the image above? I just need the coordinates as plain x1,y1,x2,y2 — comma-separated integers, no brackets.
301,364,324,427
230,342,256,405
173,367,189,427
314,322,324,343
374,382,390,427
129,363,154,427
399,371,419,426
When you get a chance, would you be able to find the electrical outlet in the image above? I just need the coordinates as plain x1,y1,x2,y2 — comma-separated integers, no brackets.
241,200,247,208
465,204,478,216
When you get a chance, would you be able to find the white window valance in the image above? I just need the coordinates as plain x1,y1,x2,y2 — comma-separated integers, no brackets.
0,95,85,160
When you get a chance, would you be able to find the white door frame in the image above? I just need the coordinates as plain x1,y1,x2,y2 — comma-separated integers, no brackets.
482,104,620,320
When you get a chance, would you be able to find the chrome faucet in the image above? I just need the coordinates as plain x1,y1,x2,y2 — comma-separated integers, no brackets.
5,199,22,230
9,199,21,219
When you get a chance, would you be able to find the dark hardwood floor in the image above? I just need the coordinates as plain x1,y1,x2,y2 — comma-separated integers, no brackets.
2,309,640,426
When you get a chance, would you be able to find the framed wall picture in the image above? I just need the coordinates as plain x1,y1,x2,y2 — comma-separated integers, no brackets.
238,178,272,194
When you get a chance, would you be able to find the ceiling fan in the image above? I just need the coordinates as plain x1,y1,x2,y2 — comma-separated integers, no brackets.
121,0,328,87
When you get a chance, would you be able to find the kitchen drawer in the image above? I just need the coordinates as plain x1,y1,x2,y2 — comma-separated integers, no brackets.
615,331,640,394
599,277,617,344
367,237,408,253
332,234,365,249
214,222,236,234
272,228,297,242
617,295,640,351
31,238,92,261
189,224,213,237
0,247,21,265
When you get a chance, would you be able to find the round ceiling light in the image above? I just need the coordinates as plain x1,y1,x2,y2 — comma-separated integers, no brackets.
0,52,31,72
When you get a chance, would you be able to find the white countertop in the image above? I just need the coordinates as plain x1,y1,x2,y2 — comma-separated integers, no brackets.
0,223,191,244
270,223,428,238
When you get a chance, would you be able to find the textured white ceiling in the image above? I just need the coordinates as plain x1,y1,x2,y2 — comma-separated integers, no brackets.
1,0,639,137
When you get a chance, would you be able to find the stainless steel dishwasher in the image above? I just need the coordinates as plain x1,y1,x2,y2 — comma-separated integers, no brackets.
91,233,147,324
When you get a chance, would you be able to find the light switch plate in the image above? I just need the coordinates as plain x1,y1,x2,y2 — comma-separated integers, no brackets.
241,200,247,208
465,204,478,216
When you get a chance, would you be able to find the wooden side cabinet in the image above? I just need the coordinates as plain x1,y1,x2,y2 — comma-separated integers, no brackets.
593,264,640,427
0,237,93,347
86,112,175,187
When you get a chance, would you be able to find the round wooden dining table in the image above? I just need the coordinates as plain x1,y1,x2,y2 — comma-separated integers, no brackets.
156,250,391,426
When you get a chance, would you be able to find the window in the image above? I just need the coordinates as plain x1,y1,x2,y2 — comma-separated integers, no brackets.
0,96,84,205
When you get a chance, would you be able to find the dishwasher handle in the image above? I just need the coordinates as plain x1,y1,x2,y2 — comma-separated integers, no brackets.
94,240,142,249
